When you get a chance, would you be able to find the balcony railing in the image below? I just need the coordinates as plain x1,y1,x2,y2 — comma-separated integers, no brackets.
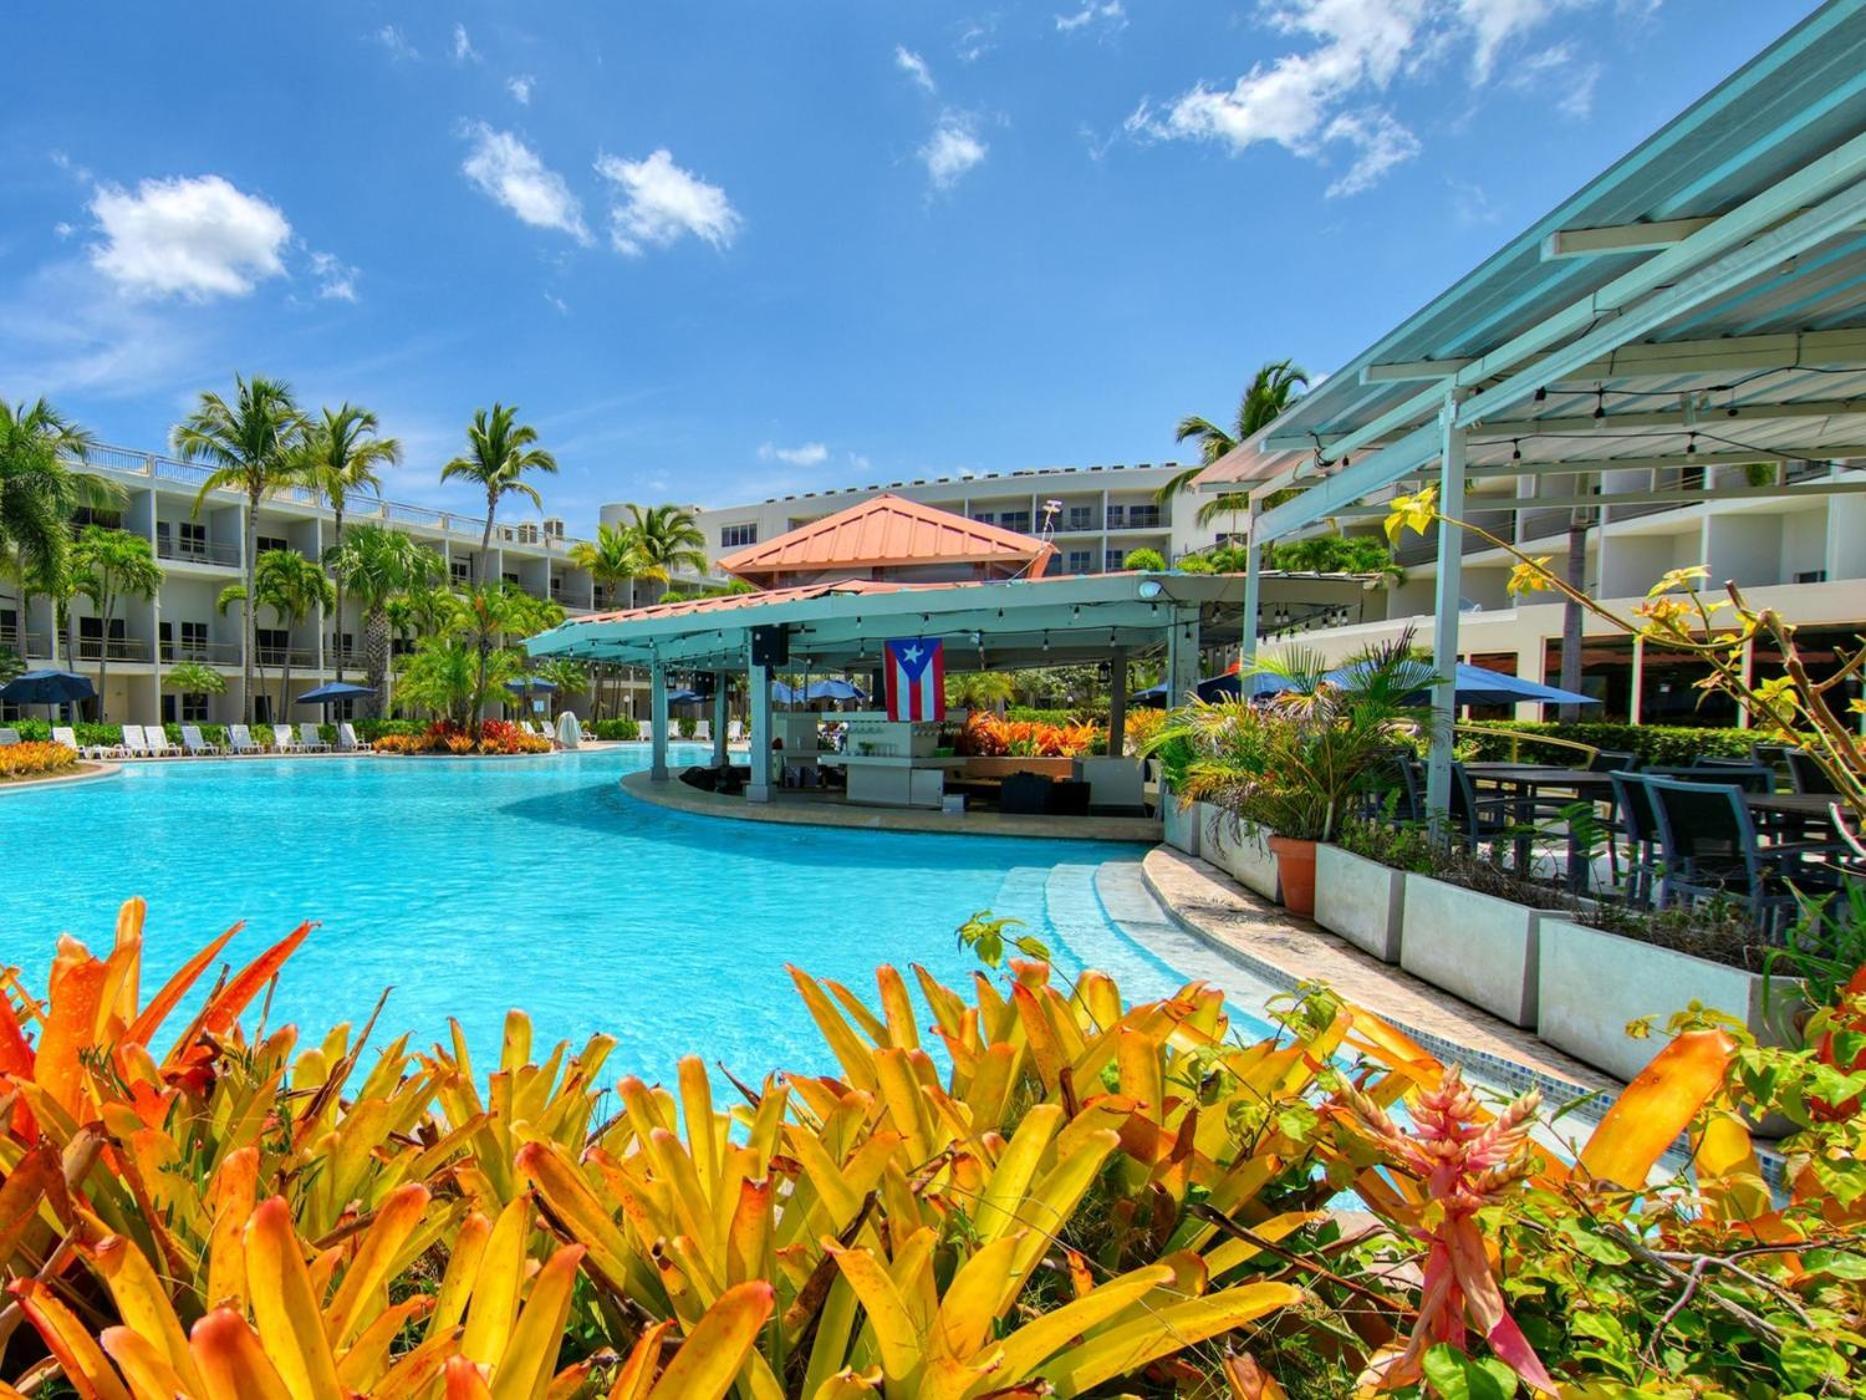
255,645,319,669
163,640,241,665
157,536,243,567
7,632,56,659
76,637,153,663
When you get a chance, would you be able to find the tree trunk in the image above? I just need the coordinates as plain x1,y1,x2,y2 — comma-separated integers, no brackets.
477,489,496,586
331,508,345,684
243,488,260,722
96,596,112,722
279,612,293,726
365,607,390,719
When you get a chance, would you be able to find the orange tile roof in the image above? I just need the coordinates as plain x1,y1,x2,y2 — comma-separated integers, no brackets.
718,493,1054,581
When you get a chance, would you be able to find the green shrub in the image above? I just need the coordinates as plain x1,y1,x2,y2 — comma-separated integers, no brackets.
1005,706,1102,727
354,718,426,741
590,717,641,740
1463,720,1759,766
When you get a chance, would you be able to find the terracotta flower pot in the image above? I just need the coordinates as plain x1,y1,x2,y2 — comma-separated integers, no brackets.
1266,835,1318,917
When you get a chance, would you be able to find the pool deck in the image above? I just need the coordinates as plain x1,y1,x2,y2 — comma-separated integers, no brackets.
1142,847,1618,1107
621,768,1164,842
0,759,119,793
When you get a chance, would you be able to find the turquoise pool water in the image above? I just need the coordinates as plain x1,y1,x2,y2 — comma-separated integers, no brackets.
0,747,1268,1084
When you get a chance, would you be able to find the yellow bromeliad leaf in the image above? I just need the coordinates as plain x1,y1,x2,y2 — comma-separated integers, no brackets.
324,1182,431,1347
101,1325,194,1400
488,1242,585,1400
645,1280,776,1400
810,1367,885,1398
85,1234,203,1394
14,1277,134,1400
243,1196,343,1400
983,1261,1176,1390
1037,1282,1304,1398
825,1240,923,1383
1579,1027,1734,1188
461,1194,532,1368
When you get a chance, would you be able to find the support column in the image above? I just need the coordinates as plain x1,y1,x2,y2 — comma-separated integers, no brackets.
712,673,729,766
649,660,669,782
1425,397,1468,829
1629,636,1645,726
1240,501,1263,666
748,644,774,804
1106,647,1127,756
1166,607,1200,708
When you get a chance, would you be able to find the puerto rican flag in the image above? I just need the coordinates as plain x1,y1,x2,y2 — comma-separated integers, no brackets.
885,637,945,722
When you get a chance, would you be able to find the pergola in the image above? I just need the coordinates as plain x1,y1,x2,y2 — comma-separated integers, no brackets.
525,568,1375,798
1198,0,1866,819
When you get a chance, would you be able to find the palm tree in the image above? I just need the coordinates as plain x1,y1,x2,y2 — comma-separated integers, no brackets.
0,397,117,659
618,503,707,601
248,549,334,721
172,375,308,720
457,583,562,740
568,521,648,610
1156,358,1311,507
299,404,401,682
327,525,443,717
440,404,557,580
71,526,162,720
162,661,228,722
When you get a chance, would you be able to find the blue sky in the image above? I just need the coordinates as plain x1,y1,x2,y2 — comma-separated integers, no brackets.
0,1,1819,529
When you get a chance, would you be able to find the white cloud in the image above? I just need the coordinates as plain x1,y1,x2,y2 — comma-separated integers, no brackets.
374,24,420,61
849,452,873,472
544,291,569,315
87,174,292,300
920,115,988,191
759,442,829,467
452,23,480,62
595,149,741,256
894,45,936,93
507,74,535,104
1127,0,1613,194
955,17,997,62
52,221,74,239
309,250,360,302
460,123,592,243
1056,1,1126,34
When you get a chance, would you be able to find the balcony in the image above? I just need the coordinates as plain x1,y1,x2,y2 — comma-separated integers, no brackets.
163,640,241,665
157,535,243,568
255,645,319,669
1106,505,1165,531
76,637,153,663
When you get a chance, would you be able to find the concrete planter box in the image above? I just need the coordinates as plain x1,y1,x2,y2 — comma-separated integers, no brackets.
1162,790,1200,857
1314,845,1405,962
1200,805,1281,903
1538,919,1796,1083
1400,874,1543,1027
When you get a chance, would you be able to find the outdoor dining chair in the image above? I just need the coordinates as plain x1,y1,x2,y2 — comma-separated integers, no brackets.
1786,749,1840,796
1642,775,1845,935
1587,750,1639,772
1449,762,1524,857
1606,771,1662,908
1647,763,1775,794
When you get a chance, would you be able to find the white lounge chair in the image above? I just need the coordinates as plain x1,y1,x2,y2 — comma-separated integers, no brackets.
0,728,19,747
143,725,177,758
694,719,711,741
119,724,149,757
181,725,222,756
274,725,300,754
51,725,80,754
228,724,260,755
638,722,654,745
337,722,368,753
727,719,744,742
298,722,330,752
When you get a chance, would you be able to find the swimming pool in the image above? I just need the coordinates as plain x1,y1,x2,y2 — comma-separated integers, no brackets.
0,747,1279,1083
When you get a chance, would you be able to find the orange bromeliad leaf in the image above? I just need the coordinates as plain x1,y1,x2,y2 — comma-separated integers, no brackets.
645,1280,775,1400
0,1144,67,1261
243,1196,343,1400
446,1356,496,1400
12,1277,134,1400
606,1321,674,1400
121,919,243,1048
1580,1028,1734,1188
190,1309,294,1400
196,922,313,1040
35,937,109,1117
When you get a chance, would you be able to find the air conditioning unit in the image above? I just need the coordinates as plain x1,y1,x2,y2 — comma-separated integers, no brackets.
542,517,566,541
507,523,541,545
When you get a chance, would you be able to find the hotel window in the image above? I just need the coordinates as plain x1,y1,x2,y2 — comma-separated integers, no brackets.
1126,505,1162,529
970,511,995,526
999,510,1031,533
1796,570,1829,584
451,559,471,583
1105,548,1125,570
720,523,758,549
256,535,290,556
1066,550,1093,574
256,628,289,665
1106,504,1126,528
180,691,209,722
502,571,521,586
1067,505,1093,531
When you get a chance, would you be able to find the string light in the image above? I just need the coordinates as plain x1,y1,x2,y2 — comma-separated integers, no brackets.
1592,388,1606,421
1511,439,1522,461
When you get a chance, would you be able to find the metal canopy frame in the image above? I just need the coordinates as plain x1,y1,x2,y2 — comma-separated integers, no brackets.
1194,0,1866,821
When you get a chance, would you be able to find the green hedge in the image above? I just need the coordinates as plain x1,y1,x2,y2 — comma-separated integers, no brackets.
8,720,371,748
590,717,641,741
1463,721,1760,766
1005,706,1104,726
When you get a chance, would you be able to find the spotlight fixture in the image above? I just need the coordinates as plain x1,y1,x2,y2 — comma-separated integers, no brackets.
1534,386,1548,402
1685,433,1698,456
1592,388,1606,421
1511,439,1522,461
1136,579,1164,600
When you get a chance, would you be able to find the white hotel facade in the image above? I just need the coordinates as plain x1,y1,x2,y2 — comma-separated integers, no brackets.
2,443,602,726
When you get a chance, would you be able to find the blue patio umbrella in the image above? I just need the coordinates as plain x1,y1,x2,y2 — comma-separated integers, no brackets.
665,688,706,705
770,680,800,704
1132,671,1291,705
504,676,559,693
1321,661,1598,708
0,668,96,719
804,678,866,702
296,681,376,705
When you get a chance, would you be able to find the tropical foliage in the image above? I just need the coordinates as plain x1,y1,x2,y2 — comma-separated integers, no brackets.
955,710,1102,757
160,661,227,700
2,901,1862,1398
1146,633,1436,842
1157,358,1310,515
0,398,116,664
172,375,307,721
327,525,447,718
371,717,551,755
441,403,558,578
69,525,163,719
0,738,79,778
297,404,401,683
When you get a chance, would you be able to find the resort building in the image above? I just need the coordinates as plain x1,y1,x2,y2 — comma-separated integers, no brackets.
616,461,1226,582
1,443,606,726
1192,3,1866,738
